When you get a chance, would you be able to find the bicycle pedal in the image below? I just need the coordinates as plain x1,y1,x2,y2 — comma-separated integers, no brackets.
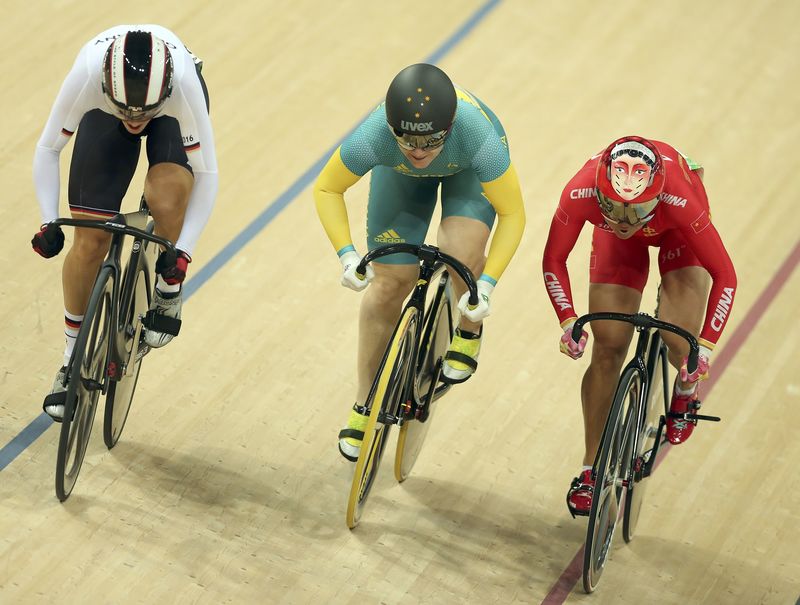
667,410,720,423
689,413,721,423
143,310,181,336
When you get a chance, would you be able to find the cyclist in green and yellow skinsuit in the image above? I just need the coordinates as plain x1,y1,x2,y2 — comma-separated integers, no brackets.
313,63,526,461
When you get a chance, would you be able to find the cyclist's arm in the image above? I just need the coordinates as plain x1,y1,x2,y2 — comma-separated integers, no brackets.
479,163,526,283
542,203,585,327
313,146,363,255
33,48,93,224
678,214,738,349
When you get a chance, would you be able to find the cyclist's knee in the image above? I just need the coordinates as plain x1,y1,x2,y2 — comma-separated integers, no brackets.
369,265,416,303
70,228,111,263
145,162,193,210
438,218,489,274
661,331,690,370
588,342,627,373
589,327,631,371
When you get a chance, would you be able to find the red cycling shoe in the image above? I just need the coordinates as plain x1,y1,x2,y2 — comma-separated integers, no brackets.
666,391,701,444
566,469,594,517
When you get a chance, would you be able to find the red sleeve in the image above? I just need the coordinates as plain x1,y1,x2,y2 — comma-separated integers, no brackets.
657,150,737,348
675,209,737,348
542,165,596,326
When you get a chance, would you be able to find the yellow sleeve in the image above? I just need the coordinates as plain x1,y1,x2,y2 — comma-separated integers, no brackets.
480,162,526,281
313,146,363,254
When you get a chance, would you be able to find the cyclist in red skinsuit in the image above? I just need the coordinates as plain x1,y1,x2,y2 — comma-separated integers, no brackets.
542,136,737,517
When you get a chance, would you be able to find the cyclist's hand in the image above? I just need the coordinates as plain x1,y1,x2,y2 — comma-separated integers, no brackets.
339,250,374,292
680,345,712,383
156,249,192,285
560,319,588,360
31,224,65,258
458,279,494,323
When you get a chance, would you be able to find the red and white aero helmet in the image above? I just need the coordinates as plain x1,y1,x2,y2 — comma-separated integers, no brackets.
595,136,665,225
101,30,173,122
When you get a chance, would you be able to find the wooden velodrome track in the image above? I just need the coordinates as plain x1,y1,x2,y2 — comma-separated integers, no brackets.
1,1,798,603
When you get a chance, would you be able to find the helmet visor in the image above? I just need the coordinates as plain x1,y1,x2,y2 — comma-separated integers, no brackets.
103,95,163,123
391,127,448,151
597,190,659,226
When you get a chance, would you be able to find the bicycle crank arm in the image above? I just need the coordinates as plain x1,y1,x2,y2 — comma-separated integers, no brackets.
415,358,444,422
690,413,721,423
134,342,151,363
80,377,104,392
377,410,402,425
642,416,668,478
125,317,147,375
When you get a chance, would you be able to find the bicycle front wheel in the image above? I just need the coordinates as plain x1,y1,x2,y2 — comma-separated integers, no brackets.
346,307,418,528
583,366,640,593
623,333,669,542
56,267,113,501
394,275,453,482
104,257,150,449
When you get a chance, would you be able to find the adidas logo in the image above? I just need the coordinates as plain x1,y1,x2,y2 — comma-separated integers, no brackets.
374,229,405,244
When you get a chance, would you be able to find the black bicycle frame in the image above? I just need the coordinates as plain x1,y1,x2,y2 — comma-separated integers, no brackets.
572,312,700,480
357,243,478,424
49,211,174,388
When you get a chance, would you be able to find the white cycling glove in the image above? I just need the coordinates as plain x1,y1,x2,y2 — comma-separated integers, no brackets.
458,278,494,323
339,250,374,292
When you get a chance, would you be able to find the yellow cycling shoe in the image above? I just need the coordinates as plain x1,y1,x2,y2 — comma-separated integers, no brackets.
442,327,481,384
338,404,369,461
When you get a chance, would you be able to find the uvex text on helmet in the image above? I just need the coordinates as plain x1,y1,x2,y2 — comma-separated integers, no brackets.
385,63,457,135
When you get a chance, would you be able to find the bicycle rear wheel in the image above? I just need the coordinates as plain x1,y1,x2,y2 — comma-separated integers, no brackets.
394,275,453,482
623,333,669,542
104,251,151,449
346,307,418,528
55,267,113,501
583,366,640,593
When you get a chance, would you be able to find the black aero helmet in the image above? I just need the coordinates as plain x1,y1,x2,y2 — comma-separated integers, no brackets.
385,63,457,136
102,30,173,121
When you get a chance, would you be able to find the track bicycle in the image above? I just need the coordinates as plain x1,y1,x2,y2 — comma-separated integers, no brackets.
47,199,178,501
569,312,721,592
345,243,478,529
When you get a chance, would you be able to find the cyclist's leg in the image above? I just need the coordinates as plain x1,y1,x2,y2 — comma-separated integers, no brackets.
567,228,646,514
582,284,642,463
143,65,207,246
143,116,194,245
141,116,196,348
357,264,420,403
657,232,711,443
44,111,140,419
339,167,437,459
437,170,494,382
658,273,710,372
357,166,439,402
64,111,140,320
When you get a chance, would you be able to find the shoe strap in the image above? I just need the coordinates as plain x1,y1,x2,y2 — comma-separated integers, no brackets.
444,351,478,370
338,428,365,441
143,311,182,336
455,327,482,340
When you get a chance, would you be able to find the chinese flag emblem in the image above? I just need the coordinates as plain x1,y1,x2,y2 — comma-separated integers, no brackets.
691,211,711,234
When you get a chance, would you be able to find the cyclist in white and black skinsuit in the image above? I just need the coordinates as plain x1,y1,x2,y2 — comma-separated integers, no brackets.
31,24,219,421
